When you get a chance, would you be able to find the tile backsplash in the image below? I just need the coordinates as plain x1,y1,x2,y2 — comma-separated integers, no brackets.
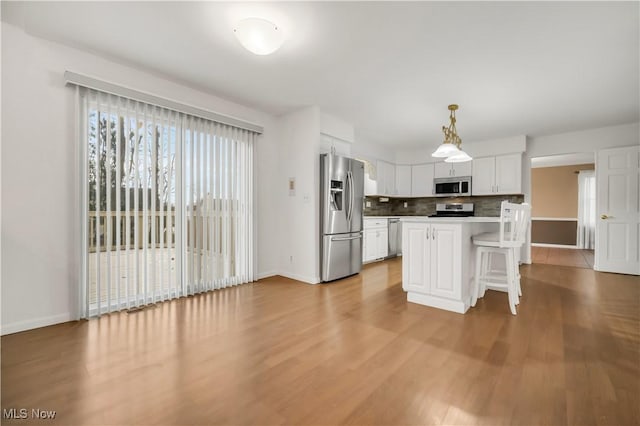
364,194,525,217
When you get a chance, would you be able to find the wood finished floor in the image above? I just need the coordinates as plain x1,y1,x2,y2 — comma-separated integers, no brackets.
2,258,639,425
532,246,595,269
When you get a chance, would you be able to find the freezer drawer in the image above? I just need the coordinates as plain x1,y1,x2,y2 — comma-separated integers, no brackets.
321,232,363,282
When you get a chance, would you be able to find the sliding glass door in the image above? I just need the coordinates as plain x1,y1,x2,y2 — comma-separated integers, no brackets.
81,89,255,318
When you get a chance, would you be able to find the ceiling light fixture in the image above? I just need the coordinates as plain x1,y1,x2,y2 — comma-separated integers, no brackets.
432,104,472,163
233,17,284,56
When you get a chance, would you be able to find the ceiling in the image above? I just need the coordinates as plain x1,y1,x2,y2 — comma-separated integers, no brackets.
2,2,638,149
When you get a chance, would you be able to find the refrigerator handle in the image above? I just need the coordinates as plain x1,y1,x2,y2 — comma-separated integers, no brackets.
349,171,355,223
331,234,361,242
346,171,352,223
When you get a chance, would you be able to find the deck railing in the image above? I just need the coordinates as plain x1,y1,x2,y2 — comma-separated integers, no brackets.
88,210,236,253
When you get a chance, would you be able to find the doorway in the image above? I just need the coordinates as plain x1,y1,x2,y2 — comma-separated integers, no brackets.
530,153,595,269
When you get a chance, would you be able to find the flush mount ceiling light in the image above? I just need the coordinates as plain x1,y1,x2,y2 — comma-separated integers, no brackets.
233,17,284,55
432,104,472,163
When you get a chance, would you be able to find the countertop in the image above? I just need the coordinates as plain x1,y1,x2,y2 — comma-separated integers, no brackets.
399,216,501,223
364,215,501,223
363,215,402,219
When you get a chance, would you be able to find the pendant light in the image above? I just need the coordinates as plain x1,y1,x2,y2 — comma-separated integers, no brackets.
432,104,472,162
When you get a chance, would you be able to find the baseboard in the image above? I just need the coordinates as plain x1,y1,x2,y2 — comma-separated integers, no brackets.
1,312,75,336
257,270,277,280
532,243,580,249
277,271,321,284
407,292,467,314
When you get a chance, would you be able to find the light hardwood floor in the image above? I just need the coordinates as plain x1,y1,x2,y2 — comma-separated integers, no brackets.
2,258,639,425
532,246,595,269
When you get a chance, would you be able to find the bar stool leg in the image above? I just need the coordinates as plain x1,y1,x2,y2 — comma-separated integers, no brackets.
506,249,517,315
479,248,489,298
511,249,520,305
471,248,482,307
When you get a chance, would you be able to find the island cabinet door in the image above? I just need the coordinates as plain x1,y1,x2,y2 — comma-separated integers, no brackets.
429,224,462,300
402,223,430,293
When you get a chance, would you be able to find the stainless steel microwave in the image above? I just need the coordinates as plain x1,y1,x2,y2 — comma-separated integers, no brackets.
433,176,472,197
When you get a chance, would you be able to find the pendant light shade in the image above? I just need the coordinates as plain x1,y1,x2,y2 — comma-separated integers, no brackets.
233,18,284,55
431,143,460,158
444,150,473,163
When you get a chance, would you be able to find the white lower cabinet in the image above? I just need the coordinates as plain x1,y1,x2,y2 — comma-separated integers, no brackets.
363,219,388,262
402,222,463,310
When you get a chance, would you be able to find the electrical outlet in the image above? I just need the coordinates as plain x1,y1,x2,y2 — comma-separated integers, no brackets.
404,202,408,208
366,201,371,207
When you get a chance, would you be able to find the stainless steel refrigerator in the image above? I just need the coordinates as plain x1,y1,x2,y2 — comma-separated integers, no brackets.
320,154,364,282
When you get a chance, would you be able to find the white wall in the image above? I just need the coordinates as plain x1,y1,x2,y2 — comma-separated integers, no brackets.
320,112,354,143
276,107,321,283
1,23,280,334
351,139,395,164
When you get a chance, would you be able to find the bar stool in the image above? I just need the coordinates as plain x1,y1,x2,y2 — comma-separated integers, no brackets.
471,201,531,315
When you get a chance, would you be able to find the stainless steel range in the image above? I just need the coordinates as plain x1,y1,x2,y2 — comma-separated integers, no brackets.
429,203,474,218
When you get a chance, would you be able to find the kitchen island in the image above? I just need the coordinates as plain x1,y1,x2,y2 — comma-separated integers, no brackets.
400,217,500,314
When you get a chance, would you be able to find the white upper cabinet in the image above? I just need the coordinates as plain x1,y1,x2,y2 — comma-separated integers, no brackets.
434,161,472,178
471,153,522,195
453,162,472,177
411,163,434,197
471,157,495,195
495,153,522,194
376,160,396,195
395,165,412,197
364,173,377,196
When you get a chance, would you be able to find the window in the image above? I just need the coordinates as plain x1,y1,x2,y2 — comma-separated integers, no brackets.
80,89,255,317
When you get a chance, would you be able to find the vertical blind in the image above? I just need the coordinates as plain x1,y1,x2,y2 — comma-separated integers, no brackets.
80,88,255,318
577,170,596,250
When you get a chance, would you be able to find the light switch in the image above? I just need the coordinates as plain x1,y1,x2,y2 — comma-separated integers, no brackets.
366,201,371,207
288,177,295,196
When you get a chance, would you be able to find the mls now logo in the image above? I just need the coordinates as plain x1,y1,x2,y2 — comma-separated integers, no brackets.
3,408,56,420
3,409,28,419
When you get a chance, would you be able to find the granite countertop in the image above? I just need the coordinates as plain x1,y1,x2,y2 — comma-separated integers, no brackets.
399,216,501,223
364,215,402,219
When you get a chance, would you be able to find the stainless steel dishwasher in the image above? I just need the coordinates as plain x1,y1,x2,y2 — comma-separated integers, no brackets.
387,218,401,258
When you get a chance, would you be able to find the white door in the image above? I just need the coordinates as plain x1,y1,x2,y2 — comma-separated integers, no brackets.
495,153,522,194
595,146,640,275
429,224,461,299
402,223,430,293
471,157,495,195
411,163,434,196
